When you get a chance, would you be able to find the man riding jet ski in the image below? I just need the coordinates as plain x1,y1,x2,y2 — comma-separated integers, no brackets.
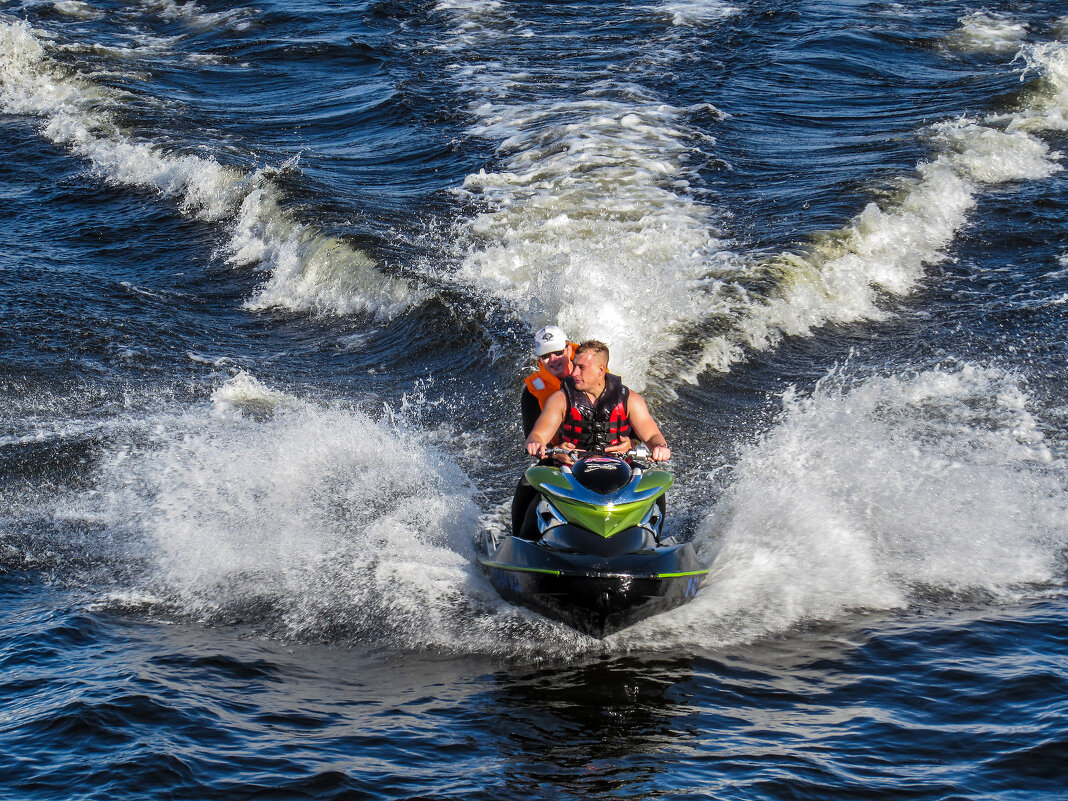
524,339,671,464
479,340,706,637
511,338,670,537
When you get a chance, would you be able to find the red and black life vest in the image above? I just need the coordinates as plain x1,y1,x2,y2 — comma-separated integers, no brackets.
559,373,632,450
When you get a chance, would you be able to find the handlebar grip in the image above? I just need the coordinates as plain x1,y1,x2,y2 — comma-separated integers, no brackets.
533,445,662,460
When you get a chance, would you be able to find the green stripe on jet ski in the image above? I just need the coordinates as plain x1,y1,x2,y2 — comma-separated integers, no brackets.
477,559,561,576
479,559,708,581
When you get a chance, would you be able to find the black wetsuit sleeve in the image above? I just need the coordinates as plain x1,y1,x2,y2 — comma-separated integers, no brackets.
521,387,542,438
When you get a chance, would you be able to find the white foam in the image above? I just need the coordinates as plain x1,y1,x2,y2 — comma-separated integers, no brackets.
209,371,300,413
612,364,1068,648
229,185,417,316
0,18,410,318
53,379,495,646
145,0,212,20
652,0,743,27
53,1,103,20
187,352,236,367
933,118,1061,182
709,159,977,364
1003,42,1068,132
949,12,1029,54
139,0,256,31
434,0,742,389
54,34,185,64
452,96,742,389
435,0,504,13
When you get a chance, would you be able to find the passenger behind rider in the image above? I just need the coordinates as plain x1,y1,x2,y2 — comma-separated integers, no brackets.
521,325,576,438
511,326,576,538
525,339,671,464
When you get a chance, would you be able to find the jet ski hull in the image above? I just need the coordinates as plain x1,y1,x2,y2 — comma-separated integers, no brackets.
478,525,706,637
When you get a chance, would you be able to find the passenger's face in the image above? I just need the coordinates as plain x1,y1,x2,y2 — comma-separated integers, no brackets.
570,351,606,392
539,348,570,378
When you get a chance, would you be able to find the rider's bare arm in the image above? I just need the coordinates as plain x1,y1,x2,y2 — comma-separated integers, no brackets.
627,392,671,461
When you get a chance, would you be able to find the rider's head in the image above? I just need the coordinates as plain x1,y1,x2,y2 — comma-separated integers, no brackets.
534,325,571,378
571,340,609,392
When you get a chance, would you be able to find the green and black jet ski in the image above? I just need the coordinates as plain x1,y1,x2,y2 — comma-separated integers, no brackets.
478,447,708,637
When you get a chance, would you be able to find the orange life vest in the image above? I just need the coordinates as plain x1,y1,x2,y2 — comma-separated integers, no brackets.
522,341,576,409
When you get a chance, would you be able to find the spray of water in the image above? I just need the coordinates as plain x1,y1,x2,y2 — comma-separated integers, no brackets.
41,375,488,644
7,361,1067,658
610,364,1068,650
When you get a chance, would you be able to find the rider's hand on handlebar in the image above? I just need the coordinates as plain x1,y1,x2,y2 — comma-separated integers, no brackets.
552,442,577,466
650,444,671,462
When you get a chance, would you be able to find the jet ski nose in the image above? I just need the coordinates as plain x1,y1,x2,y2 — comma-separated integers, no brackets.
572,457,632,495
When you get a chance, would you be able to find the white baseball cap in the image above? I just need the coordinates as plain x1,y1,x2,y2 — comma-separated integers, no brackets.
534,325,568,357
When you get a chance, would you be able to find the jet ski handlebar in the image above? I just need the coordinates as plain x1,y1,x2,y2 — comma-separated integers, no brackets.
541,444,657,461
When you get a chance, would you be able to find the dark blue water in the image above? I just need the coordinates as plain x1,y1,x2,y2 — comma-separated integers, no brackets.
3,1,1068,798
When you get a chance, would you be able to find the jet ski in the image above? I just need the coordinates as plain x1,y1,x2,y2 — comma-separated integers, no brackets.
477,447,707,637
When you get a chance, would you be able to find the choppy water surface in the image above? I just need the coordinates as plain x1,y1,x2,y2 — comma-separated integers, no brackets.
2,1,1067,798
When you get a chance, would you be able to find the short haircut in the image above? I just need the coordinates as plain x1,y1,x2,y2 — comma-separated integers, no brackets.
575,339,609,364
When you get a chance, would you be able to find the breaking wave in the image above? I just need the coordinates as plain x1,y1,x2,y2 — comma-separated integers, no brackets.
0,18,413,318
692,31,1068,376
949,11,1029,54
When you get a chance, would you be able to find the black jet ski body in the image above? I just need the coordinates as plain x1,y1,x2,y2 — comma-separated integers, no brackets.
478,453,707,637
